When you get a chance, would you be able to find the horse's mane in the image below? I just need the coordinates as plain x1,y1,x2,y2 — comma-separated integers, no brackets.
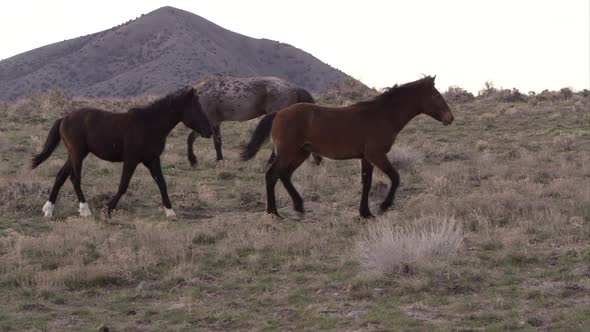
355,76,434,108
128,88,191,118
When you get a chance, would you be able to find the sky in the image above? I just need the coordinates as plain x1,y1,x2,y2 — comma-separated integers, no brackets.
0,0,588,93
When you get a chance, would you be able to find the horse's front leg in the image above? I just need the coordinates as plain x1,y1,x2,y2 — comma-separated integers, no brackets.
366,153,400,213
107,159,138,216
144,157,176,218
212,125,223,161
187,131,199,167
359,158,375,218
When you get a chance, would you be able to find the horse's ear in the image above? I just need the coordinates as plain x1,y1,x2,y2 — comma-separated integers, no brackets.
184,86,196,99
427,75,436,87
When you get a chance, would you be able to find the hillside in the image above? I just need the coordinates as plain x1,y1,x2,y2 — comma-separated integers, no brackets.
0,6,351,101
0,88,588,330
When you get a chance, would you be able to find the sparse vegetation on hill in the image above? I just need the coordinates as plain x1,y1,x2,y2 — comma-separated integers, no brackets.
0,6,352,101
318,78,378,105
0,86,588,330
442,86,475,103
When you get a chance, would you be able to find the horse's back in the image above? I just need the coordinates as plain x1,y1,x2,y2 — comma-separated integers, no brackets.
273,103,373,160
60,108,129,161
193,74,305,123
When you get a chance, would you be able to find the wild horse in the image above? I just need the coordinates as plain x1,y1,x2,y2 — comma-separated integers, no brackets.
186,74,321,166
31,86,212,218
241,76,454,219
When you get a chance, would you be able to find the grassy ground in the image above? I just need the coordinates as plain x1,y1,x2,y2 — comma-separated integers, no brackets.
0,91,588,331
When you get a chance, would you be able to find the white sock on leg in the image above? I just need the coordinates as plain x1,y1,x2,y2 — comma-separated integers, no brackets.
165,208,176,219
79,202,92,217
42,201,54,218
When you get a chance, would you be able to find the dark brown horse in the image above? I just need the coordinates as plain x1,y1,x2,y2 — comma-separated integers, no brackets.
241,76,454,219
31,87,212,219
186,74,320,166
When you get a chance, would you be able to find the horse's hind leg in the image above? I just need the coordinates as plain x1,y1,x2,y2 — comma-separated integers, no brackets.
264,149,276,170
143,158,175,218
265,162,281,218
359,158,375,218
212,125,223,161
69,152,92,217
43,159,72,218
366,153,400,213
279,151,309,215
107,159,139,216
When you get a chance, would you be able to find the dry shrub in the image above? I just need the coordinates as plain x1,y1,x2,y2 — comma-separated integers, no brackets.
473,151,497,180
354,215,463,274
458,180,546,226
0,219,207,290
443,86,474,103
404,193,450,218
0,177,49,215
553,134,576,151
217,216,335,258
494,89,527,103
3,90,158,124
318,78,377,106
0,212,350,290
427,175,451,195
388,144,423,170
295,160,358,204
475,140,489,152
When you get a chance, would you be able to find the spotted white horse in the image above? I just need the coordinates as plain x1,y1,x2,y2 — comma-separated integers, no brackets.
186,74,321,166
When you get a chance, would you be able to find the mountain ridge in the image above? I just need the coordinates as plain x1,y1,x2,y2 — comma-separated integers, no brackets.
0,6,353,100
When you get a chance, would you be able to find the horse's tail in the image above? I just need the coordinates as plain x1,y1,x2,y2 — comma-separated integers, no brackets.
296,88,315,104
241,113,276,161
31,118,62,169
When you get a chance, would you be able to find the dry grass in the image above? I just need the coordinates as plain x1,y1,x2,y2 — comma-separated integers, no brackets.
0,90,588,330
354,215,463,275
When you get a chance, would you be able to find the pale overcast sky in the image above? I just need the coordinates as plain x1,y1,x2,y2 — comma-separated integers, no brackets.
0,0,588,93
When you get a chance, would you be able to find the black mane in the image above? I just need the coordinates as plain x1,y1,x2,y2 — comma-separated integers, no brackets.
129,88,192,118
356,76,435,107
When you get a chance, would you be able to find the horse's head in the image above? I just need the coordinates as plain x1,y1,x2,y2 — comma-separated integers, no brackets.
418,76,454,126
179,87,213,138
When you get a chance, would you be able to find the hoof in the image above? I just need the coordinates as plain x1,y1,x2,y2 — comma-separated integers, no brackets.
42,201,54,218
294,204,305,214
188,156,198,168
360,212,376,219
293,210,305,221
165,208,177,219
379,201,393,213
266,211,283,220
102,206,114,219
79,203,93,218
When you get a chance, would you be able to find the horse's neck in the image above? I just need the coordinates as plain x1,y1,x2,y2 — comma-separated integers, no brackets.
140,109,181,137
374,101,421,132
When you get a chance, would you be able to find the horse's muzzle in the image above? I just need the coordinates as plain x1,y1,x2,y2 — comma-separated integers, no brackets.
442,113,454,126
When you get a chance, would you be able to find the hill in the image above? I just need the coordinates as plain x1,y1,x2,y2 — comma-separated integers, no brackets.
0,6,352,100
0,88,588,330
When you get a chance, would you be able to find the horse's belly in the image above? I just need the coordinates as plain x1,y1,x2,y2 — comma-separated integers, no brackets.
310,144,362,160
92,151,123,162
89,142,124,162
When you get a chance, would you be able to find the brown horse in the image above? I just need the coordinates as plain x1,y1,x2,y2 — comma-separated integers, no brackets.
186,74,320,166
241,76,454,219
31,86,212,219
